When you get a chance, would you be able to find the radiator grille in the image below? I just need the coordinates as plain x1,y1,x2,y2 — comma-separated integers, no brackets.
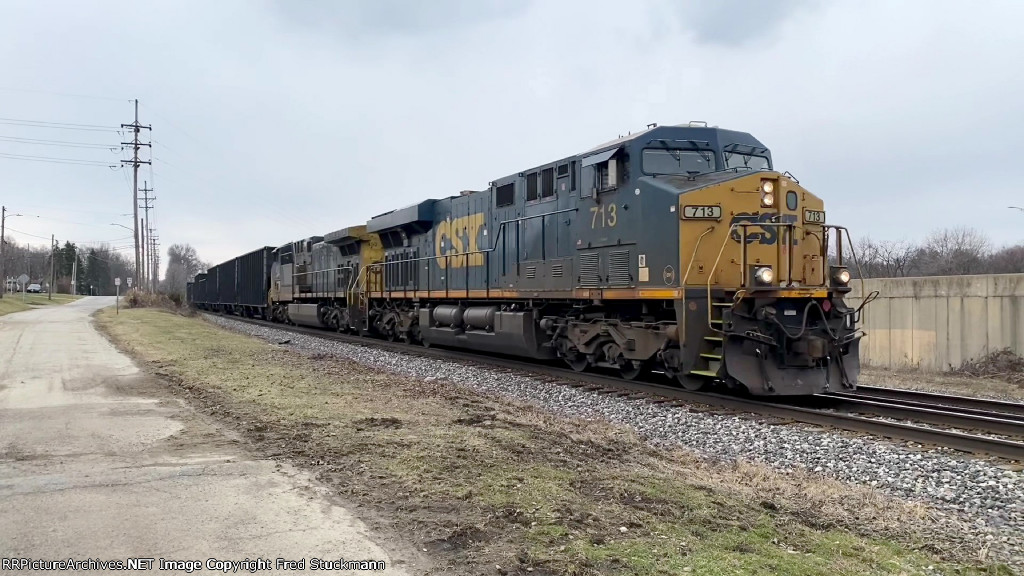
551,263,563,278
525,266,536,279
578,253,601,287
608,250,632,286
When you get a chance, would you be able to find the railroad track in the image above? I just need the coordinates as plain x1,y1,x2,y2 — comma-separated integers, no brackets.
814,389,1024,439
842,386,1024,418
205,313,1024,460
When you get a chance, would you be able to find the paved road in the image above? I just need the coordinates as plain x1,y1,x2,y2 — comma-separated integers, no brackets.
0,297,415,574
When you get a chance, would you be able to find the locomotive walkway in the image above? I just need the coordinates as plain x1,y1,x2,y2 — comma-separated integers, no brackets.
0,297,414,573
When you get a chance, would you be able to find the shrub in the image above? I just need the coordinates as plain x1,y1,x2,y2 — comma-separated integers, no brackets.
123,290,195,316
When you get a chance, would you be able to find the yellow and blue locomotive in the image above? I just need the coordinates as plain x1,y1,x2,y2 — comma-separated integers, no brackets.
191,122,869,396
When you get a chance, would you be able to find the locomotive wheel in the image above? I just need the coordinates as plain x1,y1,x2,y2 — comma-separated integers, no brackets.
563,350,589,372
567,357,588,372
619,360,645,381
676,373,707,391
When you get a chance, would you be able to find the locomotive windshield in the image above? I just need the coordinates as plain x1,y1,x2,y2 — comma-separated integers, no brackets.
723,151,771,171
642,148,716,176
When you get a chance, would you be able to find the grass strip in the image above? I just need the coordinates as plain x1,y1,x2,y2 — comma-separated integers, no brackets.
97,308,1011,576
0,293,83,317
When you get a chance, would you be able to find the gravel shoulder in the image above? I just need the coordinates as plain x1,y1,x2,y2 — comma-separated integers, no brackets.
860,366,1024,402
98,308,1019,575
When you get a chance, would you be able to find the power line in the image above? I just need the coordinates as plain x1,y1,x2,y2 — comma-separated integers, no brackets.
4,227,53,241
0,151,117,166
0,86,125,102
76,236,134,245
0,135,120,149
139,102,205,150
17,213,129,228
0,121,116,133
0,117,117,129
12,203,133,217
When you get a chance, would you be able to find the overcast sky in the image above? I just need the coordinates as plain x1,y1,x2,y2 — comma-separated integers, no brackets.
1,0,1021,271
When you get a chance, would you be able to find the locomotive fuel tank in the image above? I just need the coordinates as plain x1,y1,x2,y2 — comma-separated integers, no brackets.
464,306,497,330
432,305,465,327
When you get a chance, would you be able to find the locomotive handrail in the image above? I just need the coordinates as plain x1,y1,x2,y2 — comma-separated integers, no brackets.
291,265,355,301
705,221,801,333
360,207,578,298
679,226,714,345
704,221,869,333
822,224,868,304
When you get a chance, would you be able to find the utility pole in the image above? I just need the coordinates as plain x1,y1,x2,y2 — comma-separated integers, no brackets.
140,217,146,290
120,99,151,290
140,181,154,292
49,234,55,300
1,206,5,298
0,206,21,298
150,231,160,292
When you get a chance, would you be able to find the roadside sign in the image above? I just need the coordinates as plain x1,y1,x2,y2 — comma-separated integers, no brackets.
17,273,29,287
115,278,121,286
127,277,133,287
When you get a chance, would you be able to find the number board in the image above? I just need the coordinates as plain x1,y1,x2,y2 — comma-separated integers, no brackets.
682,205,722,220
804,210,826,224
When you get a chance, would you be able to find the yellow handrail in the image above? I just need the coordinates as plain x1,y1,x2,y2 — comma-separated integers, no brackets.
705,224,740,333
679,226,714,344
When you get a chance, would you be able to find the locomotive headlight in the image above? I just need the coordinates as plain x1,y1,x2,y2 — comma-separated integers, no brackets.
754,266,774,285
760,180,776,208
831,266,851,286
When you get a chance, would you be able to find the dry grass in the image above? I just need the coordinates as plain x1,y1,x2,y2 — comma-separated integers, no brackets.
0,292,82,317
953,350,1024,385
861,366,1024,401
96,308,1013,576
124,290,194,315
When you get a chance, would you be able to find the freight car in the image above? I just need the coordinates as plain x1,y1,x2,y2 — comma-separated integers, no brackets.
190,122,874,397
190,247,273,316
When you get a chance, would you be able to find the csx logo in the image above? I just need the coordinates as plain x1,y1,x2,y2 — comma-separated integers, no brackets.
729,212,798,245
436,213,485,269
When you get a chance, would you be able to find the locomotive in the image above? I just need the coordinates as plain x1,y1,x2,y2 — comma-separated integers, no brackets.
189,122,872,396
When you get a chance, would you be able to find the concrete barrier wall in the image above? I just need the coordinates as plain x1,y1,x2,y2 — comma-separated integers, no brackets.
847,274,1024,371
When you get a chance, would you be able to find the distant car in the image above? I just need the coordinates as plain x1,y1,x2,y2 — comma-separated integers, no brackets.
26,283,41,293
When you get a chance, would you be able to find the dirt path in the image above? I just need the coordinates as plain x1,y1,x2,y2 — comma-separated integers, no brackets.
0,297,419,574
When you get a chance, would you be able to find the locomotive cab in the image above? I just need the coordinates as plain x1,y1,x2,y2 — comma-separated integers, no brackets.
565,122,869,395
614,125,869,395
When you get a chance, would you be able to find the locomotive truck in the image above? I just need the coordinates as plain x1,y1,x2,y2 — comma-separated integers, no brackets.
190,122,873,396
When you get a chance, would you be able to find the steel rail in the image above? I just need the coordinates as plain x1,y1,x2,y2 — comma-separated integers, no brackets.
844,386,1024,419
203,313,1024,460
808,395,1024,438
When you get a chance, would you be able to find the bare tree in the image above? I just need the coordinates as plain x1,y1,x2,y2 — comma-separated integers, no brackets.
162,243,207,296
166,243,203,280
914,227,991,276
851,237,917,278
851,236,880,278
988,244,1024,274
875,239,918,277
163,262,188,297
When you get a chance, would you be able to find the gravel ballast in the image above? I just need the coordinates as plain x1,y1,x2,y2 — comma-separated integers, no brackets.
205,315,1024,565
